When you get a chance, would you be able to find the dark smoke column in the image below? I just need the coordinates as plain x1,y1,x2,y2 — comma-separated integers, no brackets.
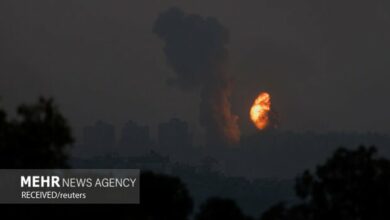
153,7,240,146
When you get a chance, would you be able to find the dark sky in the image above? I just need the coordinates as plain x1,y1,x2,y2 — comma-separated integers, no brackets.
1,0,390,140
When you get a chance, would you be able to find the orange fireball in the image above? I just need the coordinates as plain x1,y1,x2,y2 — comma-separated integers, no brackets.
250,92,271,130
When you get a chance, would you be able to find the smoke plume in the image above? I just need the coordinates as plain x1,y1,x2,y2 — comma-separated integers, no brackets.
153,7,240,146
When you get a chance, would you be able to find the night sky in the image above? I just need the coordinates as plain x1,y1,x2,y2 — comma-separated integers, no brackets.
1,0,389,140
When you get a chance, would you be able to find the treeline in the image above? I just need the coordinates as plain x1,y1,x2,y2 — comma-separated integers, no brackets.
1,98,390,219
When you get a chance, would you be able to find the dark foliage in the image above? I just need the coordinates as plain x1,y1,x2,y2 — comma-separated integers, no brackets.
128,171,194,220
195,197,252,220
261,146,390,220
0,97,73,168
6,172,193,219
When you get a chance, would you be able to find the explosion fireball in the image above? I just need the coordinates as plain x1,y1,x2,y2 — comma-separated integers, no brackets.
250,92,271,130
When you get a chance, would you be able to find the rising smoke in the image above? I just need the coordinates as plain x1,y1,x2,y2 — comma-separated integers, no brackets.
153,7,240,146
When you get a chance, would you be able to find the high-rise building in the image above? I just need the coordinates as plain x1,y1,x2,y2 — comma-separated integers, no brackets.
83,120,115,148
158,118,192,148
120,120,150,147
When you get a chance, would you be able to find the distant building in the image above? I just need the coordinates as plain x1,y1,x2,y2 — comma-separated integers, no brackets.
120,120,150,147
158,118,192,148
83,120,115,148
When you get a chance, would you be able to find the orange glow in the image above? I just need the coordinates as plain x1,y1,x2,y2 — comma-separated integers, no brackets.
250,92,271,130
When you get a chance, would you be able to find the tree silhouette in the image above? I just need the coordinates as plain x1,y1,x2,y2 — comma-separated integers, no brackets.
1,98,196,219
261,146,390,220
5,172,193,219
128,171,194,220
0,97,73,168
196,197,253,220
